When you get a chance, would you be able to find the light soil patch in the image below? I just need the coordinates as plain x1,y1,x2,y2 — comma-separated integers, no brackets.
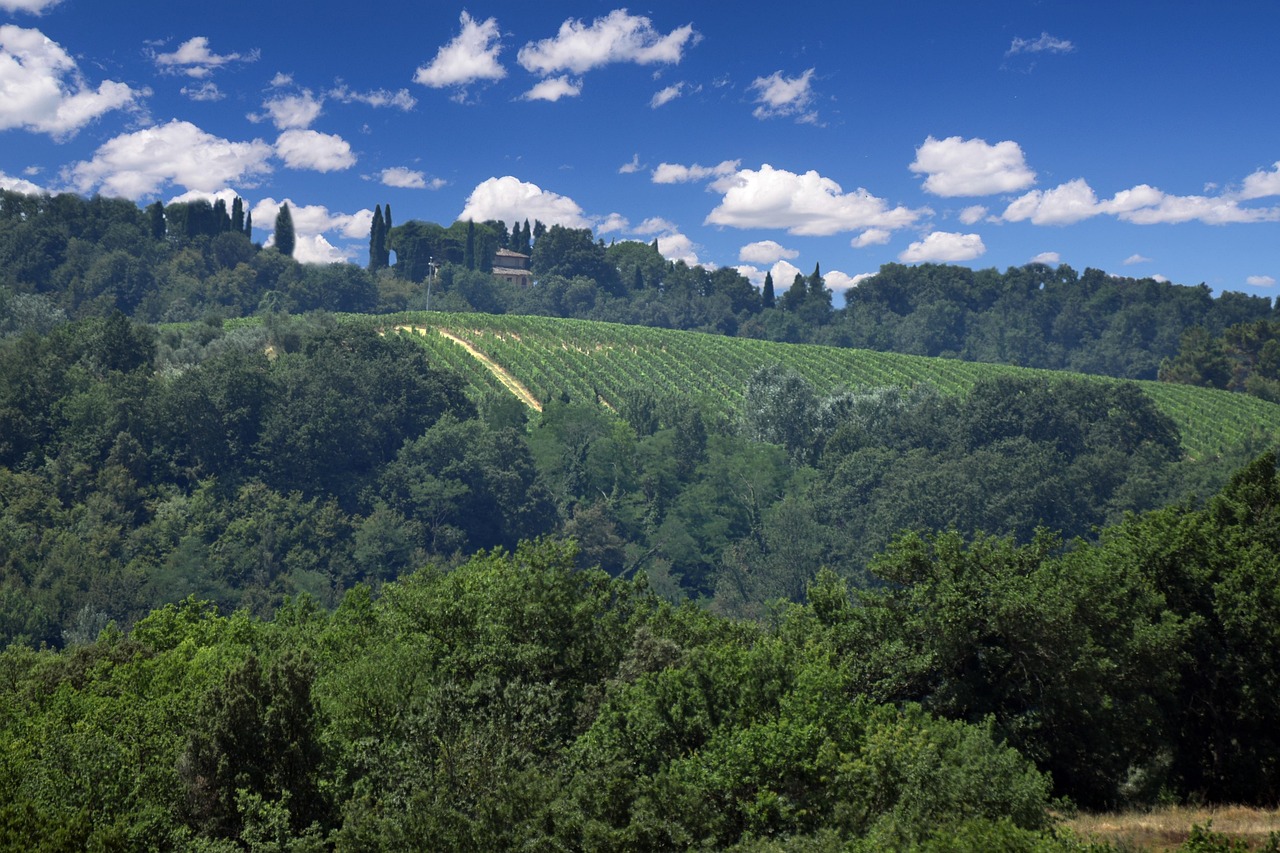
1064,805,1280,851
430,327,543,412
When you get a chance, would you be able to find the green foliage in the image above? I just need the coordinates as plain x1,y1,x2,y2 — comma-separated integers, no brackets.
273,203,295,258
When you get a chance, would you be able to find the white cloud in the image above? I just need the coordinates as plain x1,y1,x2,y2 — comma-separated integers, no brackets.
0,25,143,138
166,187,241,208
1007,32,1075,55
327,84,416,111
851,228,891,248
68,120,273,198
1241,162,1280,200
770,260,803,287
181,82,223,102
655,231,700,265
458,176,592,229
650,82,688,108
910,135,1036,197
958,205,989,225
824,270,873,293
153,36,255,78
652,159,740,184
899,231,986,263
252,197,373,263
1123,253,1152,265
517,9,699,76
618,153,642,174
1030,251,1061,265
0,0,62,13
749,68,817,123
596,213,629,233
739,240,798,264
274,129,356,172
1246,275,1276,287
522,75,582,101
252,89,323,130
0,169,44,194
379,167,427,189
706,163,925,236
1005,178,1280,226
414,12,506,94
1150,274,1170,283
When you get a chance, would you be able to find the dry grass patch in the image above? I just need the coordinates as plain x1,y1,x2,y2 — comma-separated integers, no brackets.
1064,806,1280,851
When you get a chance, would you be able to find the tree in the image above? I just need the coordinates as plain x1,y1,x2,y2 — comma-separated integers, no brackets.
368,205,387,271
762,271,775,309
231,197,245,234
464,219,476,270
273,204,295,258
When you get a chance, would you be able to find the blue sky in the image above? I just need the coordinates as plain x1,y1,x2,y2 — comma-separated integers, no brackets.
2,0,1278,305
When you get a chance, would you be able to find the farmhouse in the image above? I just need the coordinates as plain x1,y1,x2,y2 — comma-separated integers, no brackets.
493,248,533,287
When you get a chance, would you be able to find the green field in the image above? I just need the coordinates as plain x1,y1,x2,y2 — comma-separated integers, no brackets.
351,311,1280,461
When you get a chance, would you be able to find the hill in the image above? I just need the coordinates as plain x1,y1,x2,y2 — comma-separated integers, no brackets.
350,311,1280,462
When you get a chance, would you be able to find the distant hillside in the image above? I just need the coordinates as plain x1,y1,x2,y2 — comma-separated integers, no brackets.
348,311,1280,462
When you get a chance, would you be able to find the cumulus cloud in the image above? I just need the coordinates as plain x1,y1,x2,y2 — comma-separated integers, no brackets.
1007,32,1075,55
0,25,143,138
705,163,924,236
824,270,874,294
1246,275,1276,287
67,120,273,198
252,89,324,130
327,84,417,111
1030,251,1061,265
1123,253,1152,265
618,153,643,174
738,240,798,264
596,213,630,233
274,129,356,172
414,12,506,96
958,205,989,225
749,68,817,123
899,231,986,263
1241,162,1280,200
910,135,1036,196
152,36,256,78
379,167,429,189
0,169,44,194
458,176,592,229
1003,178,1280,226
522,75,582,101
851,229,891,248
518,9,699,76
166,186,241,208
655,231,700,265
651,159,740,184
0,0,62,13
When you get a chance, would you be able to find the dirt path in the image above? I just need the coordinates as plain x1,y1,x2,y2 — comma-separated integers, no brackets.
431,328,543,412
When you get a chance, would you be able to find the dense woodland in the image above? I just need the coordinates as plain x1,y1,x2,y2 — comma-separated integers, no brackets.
3,188,1280,849
2,189,1275,384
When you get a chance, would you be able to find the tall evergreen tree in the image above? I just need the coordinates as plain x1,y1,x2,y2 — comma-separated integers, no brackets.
384,204,392,232
213,198,230,233
464,219,476,270
762,271,776,308
781,273,807,311
369,205,386,271
274,203,295,257
244,209,252,238
231,197,245,233
147,201,165,240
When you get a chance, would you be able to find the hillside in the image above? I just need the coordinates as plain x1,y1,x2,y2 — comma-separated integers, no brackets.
354,311,1280,462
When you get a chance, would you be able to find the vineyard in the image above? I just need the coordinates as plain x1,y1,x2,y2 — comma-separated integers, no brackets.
352,311,1280,461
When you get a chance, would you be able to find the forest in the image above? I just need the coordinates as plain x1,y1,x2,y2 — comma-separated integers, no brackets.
2,188,1280,849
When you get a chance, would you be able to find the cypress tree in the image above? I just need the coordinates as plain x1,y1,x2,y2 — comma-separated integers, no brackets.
464,219,476,270
369,205,385,271
274,203,295,257
384,204,392,231
231,197,245,233
762,271,776,308
147,201,165,240
521,218,532,253
213,198,230,233
244,209,252,238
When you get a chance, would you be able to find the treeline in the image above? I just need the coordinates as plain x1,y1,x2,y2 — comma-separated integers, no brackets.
5,451,1280,848
2,189,1273,384
0,312,1246,648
